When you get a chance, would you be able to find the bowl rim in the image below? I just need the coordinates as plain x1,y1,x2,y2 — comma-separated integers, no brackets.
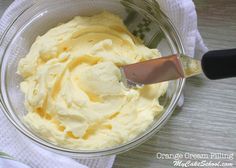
0,0,186,157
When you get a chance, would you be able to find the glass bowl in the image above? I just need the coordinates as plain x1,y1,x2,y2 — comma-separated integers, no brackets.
0,0,185,158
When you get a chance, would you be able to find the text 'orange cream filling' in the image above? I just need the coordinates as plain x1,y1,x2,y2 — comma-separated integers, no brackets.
17,12,168,149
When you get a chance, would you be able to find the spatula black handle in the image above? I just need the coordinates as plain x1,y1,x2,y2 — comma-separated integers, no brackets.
201,49,236,79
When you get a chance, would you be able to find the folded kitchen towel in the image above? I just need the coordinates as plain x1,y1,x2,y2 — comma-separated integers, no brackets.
0,0,207,168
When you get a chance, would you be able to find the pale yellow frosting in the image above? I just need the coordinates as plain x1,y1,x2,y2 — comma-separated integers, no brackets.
18,12,168,149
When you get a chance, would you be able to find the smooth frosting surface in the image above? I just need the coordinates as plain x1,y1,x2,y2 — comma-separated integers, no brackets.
18,12,168,149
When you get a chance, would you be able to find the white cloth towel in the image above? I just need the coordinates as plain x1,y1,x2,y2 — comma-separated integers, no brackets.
0,0,207,168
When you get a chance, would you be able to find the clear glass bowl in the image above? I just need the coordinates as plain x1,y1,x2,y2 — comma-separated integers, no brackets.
0,0,185,157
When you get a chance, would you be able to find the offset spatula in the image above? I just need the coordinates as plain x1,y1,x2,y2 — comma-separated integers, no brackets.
121,49,236,87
